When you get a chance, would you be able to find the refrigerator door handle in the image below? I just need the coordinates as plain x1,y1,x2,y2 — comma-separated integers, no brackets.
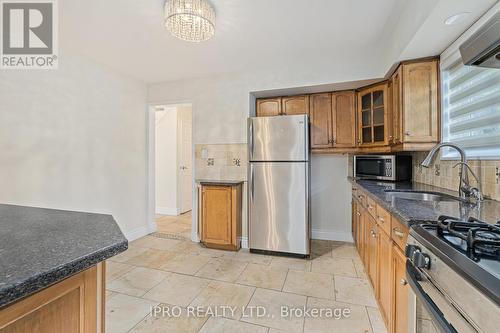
249,120,254,160
250,164,255,201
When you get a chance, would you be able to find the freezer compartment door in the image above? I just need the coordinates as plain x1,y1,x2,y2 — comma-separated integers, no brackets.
248,115,309,162
249,162,310,255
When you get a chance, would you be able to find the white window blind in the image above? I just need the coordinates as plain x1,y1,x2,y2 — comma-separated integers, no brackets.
441,54,500,159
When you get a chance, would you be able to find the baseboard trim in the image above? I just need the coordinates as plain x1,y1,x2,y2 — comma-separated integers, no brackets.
124,224,156,242
311,229,353,243
156,206,180,216
240,236,248,249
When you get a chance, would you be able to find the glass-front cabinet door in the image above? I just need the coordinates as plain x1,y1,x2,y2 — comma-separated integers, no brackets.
357,82,389,146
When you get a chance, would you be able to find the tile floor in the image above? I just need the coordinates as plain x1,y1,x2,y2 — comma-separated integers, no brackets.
106,236,387,333
155,211,192,240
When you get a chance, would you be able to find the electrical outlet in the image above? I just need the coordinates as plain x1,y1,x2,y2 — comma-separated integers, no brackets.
496,167,499,184
207,158,214,166
233,158,241,167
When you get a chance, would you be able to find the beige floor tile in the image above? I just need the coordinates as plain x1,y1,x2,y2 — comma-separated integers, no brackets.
106,261,135,282
143,272,210,307
283,270,334,299
106,293,158,333
110,245,149,263
236,263,288,291
130,305,208,333
224,249,273,265
269,256,311,272
190,280,255,320
367,306,388,333
311,257,357,277
159,253,211,275
331,245,360,259
354,262,368,279
195,258,248,282
334,276,377,307
107,267,168,297
106,290,118,301
124,248,176,269
303,297,373,333
241,288,306,333
199,317,268,333
171,241,226,257
132,236,182,251
311,240,335,259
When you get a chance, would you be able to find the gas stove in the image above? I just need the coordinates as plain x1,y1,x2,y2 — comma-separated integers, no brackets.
406,216,500,333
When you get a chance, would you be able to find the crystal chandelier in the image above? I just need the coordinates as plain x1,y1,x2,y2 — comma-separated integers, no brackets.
164,0,216,42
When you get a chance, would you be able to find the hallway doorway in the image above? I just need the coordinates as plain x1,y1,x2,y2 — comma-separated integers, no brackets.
151,103,193,240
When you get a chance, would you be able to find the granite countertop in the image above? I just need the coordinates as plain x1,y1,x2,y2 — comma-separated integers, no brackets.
196,179,245,186
0,204,128,308
348,177,500,227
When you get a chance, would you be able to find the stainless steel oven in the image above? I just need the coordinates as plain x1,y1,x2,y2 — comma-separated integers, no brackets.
406,233,500,333
353,155,412,181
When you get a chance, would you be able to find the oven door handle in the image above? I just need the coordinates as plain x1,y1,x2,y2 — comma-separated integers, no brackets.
406,260,458,333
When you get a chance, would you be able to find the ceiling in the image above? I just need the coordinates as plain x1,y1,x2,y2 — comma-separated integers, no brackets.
60,0,498,83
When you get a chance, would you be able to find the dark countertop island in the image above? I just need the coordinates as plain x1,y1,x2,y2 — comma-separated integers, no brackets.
348,177,500,226
0,204,127,308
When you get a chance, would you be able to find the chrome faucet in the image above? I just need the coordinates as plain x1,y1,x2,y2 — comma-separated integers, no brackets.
420,143,482,202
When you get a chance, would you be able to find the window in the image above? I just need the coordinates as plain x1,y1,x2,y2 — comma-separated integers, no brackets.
441,54,500,159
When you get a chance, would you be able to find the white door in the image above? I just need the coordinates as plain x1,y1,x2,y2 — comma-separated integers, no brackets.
178,107,192,214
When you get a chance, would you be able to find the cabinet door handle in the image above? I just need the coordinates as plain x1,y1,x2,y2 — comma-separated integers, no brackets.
400,278,407,286
356,212,361,216
405,131,411,136
393,228,404,239
378,216,385,223
368,204,374,209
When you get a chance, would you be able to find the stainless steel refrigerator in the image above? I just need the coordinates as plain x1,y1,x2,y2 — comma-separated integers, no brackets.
248,114,310,257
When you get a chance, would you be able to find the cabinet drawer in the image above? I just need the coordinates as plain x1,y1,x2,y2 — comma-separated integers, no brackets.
375,205,391,236
391,218,408,250
366,195,377,219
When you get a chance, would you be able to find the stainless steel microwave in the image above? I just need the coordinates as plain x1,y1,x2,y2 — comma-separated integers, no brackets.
353,155,412,181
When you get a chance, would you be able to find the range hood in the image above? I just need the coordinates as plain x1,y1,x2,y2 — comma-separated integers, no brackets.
459,11,500,69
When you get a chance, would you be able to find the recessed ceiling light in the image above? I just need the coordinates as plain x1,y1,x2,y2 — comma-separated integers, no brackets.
444,12,471,25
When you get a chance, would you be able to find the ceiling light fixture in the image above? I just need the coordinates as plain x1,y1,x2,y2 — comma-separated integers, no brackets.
164,0,215,42
444,12,470,26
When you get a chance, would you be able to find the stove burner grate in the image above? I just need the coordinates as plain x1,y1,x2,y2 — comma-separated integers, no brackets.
436,215,500,258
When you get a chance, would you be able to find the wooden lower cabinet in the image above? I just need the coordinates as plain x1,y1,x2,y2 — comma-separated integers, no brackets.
352,188,410,333
378,230,392,326
0,263,105,333
392,244,409,333
199,183,242,251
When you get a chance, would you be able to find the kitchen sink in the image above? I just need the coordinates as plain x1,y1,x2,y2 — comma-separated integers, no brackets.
384,190,463,202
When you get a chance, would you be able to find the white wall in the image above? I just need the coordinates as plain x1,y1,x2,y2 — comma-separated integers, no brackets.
0,50,149,240
155,108,178,215
311,155,352,242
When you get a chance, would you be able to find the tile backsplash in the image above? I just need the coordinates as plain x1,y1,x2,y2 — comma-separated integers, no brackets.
412,152,500,201
195,143,247,181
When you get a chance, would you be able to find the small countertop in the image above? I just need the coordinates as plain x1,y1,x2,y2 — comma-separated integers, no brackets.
348,177,500,227
196,179,244,186
0,204,128,308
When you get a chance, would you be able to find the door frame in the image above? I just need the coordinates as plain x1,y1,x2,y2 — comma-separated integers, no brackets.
147,100,197,242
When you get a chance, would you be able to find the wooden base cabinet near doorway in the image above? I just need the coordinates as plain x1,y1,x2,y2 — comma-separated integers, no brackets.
198,181,243,251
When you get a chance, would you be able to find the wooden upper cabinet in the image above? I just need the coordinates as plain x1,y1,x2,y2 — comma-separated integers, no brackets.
357,82,389,147
390,66,403,145
310,93,332,148
402,59,439,143
392,245,409,333
332,91,357,148
256,97,281,117
282,95,309,115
